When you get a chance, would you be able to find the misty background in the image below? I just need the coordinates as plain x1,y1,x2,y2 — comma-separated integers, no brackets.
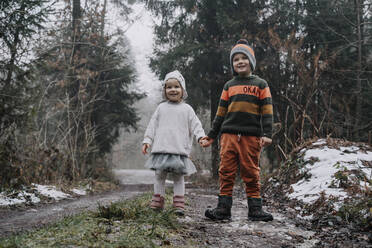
110,3,211,171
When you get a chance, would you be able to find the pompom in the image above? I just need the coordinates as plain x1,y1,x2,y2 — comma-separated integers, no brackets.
236,39,249,45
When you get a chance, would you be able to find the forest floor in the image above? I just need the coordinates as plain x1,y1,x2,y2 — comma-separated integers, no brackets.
178,186,318,248
0,184,151,238
1,138,371,247
0,184,315,248
0,181,370,247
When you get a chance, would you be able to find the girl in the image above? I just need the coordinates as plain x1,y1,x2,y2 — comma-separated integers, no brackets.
142,70,206,215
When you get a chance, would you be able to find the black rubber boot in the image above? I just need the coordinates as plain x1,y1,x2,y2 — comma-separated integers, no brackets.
205,195,232,221
248,197,273,222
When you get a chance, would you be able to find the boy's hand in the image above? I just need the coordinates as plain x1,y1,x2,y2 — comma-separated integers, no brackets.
142,143,150,155
198,136,207,147
261,137,272,147
200,136,214,147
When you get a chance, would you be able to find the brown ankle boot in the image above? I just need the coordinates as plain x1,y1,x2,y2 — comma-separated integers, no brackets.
172,195,185,216
150,194,165,210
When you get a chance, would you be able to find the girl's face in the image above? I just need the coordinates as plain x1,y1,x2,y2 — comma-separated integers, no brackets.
165,78,183,102
233,53,251,76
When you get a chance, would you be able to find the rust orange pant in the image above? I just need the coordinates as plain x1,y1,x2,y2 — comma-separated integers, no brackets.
219,133,262,198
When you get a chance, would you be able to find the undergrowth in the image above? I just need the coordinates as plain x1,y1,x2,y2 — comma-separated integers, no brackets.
262,142,372,234
0,192,187,248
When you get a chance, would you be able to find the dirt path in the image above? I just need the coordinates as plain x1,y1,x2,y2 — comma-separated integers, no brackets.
0,183,318,247
0,184,151,237
182,187,317,248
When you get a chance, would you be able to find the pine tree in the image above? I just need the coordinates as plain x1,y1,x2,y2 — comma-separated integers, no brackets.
34,1,143,179
0,0,52,188
0,0,52,129
143,0,372,175
301,0,372,142
144,0,270,177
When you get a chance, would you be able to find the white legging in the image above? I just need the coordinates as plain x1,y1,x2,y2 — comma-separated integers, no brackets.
154,170,185,196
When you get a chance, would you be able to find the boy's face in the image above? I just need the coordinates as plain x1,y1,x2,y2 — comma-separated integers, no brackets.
233,53,251,77
165,78,183,102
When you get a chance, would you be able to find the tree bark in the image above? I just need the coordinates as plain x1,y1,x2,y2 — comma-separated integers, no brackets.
210,76,220,180
72,0,81,36
353,0,363,140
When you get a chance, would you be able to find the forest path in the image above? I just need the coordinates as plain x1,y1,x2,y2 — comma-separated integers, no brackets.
0,169,155,237
0,184,151,238
182,188,317,248
0,170,318,247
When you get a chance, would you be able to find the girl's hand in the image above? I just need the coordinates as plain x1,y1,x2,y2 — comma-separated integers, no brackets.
260,137,272,147
199,136,214,147
142,143,150,155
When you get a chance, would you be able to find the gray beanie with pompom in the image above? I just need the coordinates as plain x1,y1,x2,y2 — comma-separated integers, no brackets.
230,39,256,75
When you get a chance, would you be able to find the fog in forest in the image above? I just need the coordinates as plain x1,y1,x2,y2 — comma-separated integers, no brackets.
110,4,211,171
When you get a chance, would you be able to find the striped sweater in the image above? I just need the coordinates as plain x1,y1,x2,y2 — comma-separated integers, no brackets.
208,75,273,139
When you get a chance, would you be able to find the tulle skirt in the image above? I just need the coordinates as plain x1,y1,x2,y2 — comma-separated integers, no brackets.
144,153,197,176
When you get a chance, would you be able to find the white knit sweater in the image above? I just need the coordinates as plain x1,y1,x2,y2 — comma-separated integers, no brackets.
143,101,205,156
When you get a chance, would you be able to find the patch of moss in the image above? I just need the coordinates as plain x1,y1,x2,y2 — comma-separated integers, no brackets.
337,197,372,231
0,192,186,248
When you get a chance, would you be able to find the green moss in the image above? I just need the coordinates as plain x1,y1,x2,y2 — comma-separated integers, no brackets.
0,193,187,248
337,197,372,230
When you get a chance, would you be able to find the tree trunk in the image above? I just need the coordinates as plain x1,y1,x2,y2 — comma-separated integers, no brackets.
70,0,82,179
72,0,81,37
353,0,363,140
100,0,107,41
210,76,220,180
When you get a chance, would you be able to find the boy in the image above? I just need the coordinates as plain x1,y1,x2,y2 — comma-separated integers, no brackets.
201,39,273,221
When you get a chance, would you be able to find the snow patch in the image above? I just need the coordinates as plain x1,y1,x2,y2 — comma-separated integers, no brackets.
0,184,87,207
0,191,41,206
312,139,326,146
288,143,372,205
72,188,87,196
33,184,71,200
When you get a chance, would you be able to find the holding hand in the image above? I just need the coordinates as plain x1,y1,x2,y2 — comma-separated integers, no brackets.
260,137,272,147
199,136,214,147
142,143,150,155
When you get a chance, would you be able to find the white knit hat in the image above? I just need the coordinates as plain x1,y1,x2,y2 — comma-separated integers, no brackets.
162,70,188,100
